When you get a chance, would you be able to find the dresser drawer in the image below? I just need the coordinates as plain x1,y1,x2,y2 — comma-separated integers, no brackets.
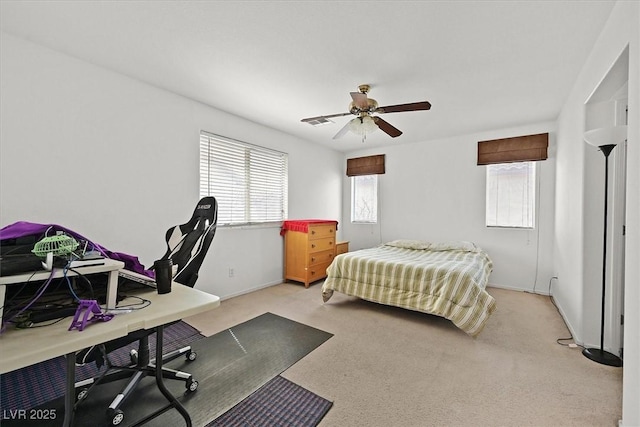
308,249,335,266
308,237,334,253
308,224,335,240
306,261,332,283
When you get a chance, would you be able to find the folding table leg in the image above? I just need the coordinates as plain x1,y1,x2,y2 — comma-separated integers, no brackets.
63,353,76,427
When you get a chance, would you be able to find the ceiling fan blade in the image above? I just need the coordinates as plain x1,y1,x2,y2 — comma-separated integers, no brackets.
376,101,431,114
301,111,352,123
332,121,352,140
373,116,403,138
350,92,369,109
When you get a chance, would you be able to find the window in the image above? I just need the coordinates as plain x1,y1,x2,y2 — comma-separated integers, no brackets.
347,154,384,224
200,132,288,226
486,161,535,228
351,175,378,223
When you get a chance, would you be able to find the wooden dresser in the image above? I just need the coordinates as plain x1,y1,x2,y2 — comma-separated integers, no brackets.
282,220,338,287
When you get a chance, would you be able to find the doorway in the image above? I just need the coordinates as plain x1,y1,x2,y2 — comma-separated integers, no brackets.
583,47,628,357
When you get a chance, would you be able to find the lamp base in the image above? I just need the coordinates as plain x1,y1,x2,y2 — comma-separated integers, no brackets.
582,347,623,367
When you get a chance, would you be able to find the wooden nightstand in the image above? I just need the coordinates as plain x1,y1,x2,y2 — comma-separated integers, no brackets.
335,241,349,256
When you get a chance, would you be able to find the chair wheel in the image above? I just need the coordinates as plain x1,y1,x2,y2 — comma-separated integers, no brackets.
129,349,138,365
186,350,197,361
76,388,89,402
107,408,124,426
186,378,198,393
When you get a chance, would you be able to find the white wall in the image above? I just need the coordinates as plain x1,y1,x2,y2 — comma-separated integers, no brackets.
554,1,639,425
0,33,343,299
341,122,557,294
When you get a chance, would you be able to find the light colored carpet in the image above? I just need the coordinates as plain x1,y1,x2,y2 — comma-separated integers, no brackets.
185,283,622,427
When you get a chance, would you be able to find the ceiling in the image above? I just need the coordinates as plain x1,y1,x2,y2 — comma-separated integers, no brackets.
0,1,616,152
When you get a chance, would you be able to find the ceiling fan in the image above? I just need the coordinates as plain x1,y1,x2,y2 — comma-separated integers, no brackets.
301,84,431,141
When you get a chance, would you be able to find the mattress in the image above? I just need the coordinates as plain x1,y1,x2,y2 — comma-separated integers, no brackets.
321,240,496,336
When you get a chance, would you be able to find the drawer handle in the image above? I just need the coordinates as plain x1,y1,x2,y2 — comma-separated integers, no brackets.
311,270,316,275
330,229,333,233
311,230,315,235
329,241,333,245
311,257,316,262
311,244,316,248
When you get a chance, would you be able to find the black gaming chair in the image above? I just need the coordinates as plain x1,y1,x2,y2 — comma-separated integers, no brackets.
75,197,217,426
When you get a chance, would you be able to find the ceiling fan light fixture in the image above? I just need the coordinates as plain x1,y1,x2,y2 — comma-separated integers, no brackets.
349,115,377,134
349,115,378,142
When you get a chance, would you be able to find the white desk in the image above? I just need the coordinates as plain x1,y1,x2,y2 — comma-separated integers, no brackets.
0,285,220,426
0,259,125,320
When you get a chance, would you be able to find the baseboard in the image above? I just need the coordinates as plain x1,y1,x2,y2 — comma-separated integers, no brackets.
487,283,551,296
220,279,284,301
549,294,583,345
488,283,582,345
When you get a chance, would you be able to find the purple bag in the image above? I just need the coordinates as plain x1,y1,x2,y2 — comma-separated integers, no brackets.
0,221,153,277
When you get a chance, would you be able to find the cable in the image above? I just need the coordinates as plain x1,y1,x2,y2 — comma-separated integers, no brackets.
2,274,61,315
105,295,151,312
531,164,542,294
556,337,583,348
67,267,95,300
547,276,583,348
378,175,383,244
62,263,81,301
0,270,40,312
0,269,56,333
2,264,98,329
16,317,67,329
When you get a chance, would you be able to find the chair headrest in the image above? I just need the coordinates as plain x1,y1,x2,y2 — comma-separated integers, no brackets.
192,197,217,224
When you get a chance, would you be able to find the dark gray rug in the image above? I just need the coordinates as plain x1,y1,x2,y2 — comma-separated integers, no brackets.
2,312,333,427
207,375,332,427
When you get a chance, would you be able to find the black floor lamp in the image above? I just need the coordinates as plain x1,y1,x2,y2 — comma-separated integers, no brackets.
583,125,627,367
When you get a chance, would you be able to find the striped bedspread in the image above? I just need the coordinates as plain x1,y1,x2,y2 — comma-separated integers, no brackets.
321,240,496,336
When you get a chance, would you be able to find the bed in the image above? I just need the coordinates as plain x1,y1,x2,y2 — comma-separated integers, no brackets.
321,240,496,336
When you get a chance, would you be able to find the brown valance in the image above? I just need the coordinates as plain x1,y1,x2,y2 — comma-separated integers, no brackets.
477,133,548,165
346,154,385,176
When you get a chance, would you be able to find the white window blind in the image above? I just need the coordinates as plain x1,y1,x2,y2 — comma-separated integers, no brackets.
486,161,535,228
200,132,288,226
351,175,378,223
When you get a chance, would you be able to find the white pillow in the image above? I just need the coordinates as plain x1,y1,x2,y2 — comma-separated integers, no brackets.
384,239,478,252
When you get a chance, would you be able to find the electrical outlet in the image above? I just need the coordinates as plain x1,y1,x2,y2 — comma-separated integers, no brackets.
228,268,234,278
